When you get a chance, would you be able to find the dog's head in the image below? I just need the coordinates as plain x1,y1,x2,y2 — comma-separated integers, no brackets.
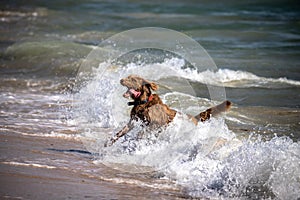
120,75,158,101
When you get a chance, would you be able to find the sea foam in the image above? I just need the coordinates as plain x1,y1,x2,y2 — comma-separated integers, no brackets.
73,58,300,199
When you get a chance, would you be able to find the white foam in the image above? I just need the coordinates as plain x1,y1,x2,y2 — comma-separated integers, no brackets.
175,66,300,88
2,161,57,169
73,57,300,199
96,116,236,174
3,128,82,140
115,58,300,88
167,136,300,199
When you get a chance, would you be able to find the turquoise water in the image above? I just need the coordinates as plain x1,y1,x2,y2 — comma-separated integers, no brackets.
1,1,300,199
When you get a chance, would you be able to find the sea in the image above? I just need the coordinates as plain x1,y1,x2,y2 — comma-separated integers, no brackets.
1,0,300,199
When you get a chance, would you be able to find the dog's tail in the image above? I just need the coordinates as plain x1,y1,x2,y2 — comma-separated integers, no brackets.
194,100,232,122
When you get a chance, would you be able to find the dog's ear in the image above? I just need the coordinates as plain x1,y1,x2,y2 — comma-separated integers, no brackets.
149,82,158,91
142,78,159,91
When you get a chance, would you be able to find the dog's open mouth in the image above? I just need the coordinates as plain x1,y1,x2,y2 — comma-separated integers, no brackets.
123,88,141,99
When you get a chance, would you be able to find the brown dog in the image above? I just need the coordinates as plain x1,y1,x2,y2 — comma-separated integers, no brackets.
106,75,231,146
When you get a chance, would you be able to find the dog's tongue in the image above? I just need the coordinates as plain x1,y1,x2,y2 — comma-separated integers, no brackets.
123,89,141,99
129,89,141,98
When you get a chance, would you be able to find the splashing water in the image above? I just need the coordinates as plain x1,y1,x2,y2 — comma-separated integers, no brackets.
72,58,300,199
169,136,300,199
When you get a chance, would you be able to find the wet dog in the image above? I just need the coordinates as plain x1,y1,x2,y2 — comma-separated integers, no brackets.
106,75,231,146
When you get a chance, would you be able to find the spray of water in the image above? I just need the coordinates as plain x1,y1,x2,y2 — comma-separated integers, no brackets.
71,28,300,199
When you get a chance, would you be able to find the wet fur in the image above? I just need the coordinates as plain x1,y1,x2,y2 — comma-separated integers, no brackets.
106,75,231,146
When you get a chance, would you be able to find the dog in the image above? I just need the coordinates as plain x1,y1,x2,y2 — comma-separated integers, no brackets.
106,75,231,146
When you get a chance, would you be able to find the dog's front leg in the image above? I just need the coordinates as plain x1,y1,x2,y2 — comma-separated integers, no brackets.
105,121,134,146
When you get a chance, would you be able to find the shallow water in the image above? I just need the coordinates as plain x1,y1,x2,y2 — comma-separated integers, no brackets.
1,0,300,199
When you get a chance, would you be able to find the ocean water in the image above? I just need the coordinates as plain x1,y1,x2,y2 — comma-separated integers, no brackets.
1,1,300,199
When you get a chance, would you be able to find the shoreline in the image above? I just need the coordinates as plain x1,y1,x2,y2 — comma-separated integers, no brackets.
0,133,185,200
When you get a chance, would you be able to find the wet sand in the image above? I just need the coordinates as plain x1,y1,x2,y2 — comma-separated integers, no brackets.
0,133,185,200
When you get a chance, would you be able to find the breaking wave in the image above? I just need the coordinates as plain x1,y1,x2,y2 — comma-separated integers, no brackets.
72,57,300,199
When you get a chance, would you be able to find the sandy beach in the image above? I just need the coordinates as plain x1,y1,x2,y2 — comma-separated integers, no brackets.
0,132,186,200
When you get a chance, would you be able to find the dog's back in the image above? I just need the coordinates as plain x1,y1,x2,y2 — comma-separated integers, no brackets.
130,94,177,127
